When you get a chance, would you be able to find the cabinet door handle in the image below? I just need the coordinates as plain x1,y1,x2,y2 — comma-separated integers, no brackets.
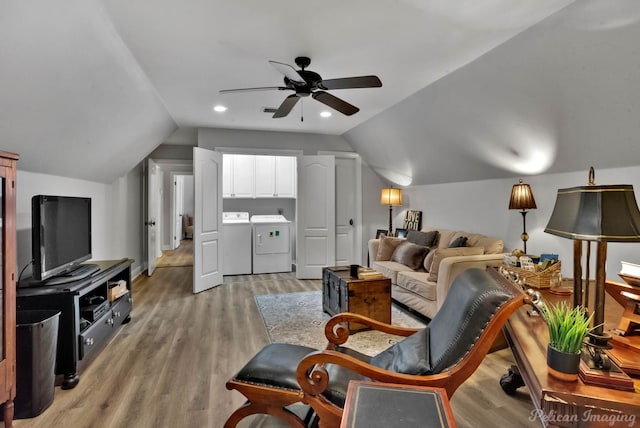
349,219,354,226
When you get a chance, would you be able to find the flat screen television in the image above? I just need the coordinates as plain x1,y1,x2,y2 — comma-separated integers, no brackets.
31,195,92,282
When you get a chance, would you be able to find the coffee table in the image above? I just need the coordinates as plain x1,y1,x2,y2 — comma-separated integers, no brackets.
322,266,391,332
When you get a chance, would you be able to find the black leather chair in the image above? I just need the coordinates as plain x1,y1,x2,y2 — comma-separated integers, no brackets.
224,268,525,428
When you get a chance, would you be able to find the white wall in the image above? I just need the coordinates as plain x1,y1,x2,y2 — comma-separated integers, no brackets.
16,167,145,281
400,165,640,281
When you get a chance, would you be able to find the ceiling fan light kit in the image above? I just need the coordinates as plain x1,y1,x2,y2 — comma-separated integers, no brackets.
221,56,382,119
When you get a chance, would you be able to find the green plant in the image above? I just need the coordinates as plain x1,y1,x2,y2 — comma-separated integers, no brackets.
541,302,593,354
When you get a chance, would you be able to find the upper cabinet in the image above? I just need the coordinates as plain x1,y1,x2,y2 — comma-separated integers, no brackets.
223,154,255,198
255,155,296,198
224,154,296,199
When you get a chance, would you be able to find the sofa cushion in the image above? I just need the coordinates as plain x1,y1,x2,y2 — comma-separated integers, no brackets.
406,230,439,247
427,247,484,282
435,229,458,249
468,235,504,254
371,261,415,284
376,235,404,261
390,241,430,270
397,271,436,301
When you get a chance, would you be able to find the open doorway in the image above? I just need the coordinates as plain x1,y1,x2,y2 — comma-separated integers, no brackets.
146,159,194,274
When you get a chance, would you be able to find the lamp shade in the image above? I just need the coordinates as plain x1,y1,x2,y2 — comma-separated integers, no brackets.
545,184,640,242
509,179,537,210
380,188,403,206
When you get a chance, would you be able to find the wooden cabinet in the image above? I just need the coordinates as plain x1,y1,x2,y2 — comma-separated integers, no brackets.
223,154,254,198
224,154,295,198
0,151,18,427
17,259,133,390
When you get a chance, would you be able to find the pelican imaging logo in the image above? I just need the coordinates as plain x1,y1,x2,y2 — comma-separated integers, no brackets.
529,409,636,426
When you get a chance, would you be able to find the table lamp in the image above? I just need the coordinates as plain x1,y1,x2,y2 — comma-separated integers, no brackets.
509,179,537,254
544,167,640,369
380,187,402,235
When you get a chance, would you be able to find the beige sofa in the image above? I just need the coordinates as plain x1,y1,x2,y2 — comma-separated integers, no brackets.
368,227,504,319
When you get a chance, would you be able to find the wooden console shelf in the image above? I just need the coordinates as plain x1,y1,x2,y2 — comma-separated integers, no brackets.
17,259,133,389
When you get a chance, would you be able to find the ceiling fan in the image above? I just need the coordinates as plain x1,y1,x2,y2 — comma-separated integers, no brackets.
220,56,382,118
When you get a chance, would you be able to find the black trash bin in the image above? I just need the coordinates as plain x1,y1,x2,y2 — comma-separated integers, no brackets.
15,310,60,419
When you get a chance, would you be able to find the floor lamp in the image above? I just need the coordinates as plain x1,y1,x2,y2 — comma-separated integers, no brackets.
380,187,402,236
509,179,537,254
544,167,640,369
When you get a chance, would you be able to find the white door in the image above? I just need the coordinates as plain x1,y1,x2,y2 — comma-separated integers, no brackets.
173,175,183,249
296,156,335,279
334,155,362,265
146,158,160,276
193,147,223,293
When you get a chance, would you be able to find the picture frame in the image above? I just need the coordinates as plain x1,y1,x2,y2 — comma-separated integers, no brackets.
375,229,388,239
395,228,408,238
403,210,422,231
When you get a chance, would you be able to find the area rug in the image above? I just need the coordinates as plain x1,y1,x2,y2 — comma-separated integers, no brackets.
255,291,426,356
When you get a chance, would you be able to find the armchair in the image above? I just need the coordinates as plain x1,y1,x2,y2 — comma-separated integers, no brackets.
224,268,525,428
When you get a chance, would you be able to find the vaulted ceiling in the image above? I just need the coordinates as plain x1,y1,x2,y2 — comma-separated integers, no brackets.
2,1,639,184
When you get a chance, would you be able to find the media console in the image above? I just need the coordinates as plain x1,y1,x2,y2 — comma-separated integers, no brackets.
17,259,133,389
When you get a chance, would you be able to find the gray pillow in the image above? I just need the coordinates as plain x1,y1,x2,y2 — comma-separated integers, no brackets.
407,230,439,247
390,241,430,270
449,236,468,248
371,327,431,375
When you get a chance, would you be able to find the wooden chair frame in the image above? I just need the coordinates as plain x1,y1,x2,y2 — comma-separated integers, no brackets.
296,273,526,428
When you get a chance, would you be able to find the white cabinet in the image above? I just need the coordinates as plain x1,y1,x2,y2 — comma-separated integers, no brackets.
225,154,295,198
254,155,296,198
223,154,255,198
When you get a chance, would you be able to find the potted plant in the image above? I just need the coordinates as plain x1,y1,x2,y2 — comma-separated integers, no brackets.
541,301,593,381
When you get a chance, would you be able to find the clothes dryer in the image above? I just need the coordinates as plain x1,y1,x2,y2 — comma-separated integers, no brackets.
250,215,291,274
222,212,252,275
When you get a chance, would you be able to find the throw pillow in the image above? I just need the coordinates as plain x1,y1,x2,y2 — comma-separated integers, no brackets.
448,236,468,248
376,235,403,261
406,230,439,248
427,247,484,282
423,249,436,272
371,327,431,375
390,241,430,270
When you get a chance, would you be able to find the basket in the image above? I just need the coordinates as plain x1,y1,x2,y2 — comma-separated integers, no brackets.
504,260,561,289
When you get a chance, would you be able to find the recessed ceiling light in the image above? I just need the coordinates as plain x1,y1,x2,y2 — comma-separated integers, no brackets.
213,105,227,113
320,111,332,118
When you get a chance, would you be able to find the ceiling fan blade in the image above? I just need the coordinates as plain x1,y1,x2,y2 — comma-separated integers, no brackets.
312,91,359,116
273,94,300,118
269,61,305,85
220,86,289,94
320,75,382,90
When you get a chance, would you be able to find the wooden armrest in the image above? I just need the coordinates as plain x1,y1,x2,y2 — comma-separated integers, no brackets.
296,349,450,396
324,312,421,347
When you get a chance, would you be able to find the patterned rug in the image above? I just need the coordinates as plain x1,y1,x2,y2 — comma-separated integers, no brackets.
255,291,426,356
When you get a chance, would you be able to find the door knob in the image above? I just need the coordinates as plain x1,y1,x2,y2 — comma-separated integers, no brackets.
349,219,354,226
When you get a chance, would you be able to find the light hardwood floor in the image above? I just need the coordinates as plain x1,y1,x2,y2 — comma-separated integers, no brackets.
13,262,538,428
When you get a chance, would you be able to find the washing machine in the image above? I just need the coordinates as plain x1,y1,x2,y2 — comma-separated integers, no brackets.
222,212,252,275
250,215,291,274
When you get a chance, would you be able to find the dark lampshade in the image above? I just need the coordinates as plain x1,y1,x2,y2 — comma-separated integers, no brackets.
509,179,537,211
544,184,640,242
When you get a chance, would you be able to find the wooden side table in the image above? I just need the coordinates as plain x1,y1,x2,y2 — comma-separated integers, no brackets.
322,266,391,331
340,381,457,428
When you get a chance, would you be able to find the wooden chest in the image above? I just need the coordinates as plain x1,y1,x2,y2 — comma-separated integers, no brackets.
322,266,391,332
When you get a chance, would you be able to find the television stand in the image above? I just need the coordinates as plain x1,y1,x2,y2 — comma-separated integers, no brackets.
17,259,133,389
44,263,101,285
